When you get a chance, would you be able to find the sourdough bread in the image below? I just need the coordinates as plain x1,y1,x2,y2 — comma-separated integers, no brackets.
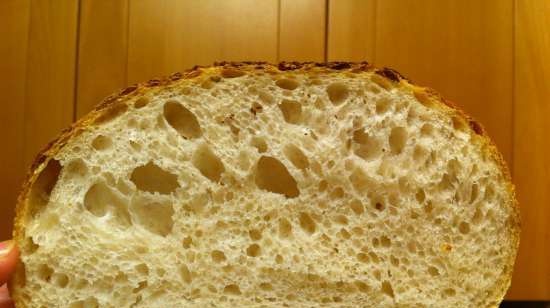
11,62,520,308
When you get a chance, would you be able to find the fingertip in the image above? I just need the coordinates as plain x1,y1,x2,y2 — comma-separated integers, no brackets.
0,241,19,285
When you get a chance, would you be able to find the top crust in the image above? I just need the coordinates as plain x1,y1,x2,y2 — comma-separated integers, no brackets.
10,61,520,308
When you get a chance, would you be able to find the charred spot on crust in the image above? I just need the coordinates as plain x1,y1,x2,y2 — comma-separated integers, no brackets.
327,62,352,70
278,62,306,71
147,79,161,87
120,85,137,96
169,72,183,81
375,67,404,82
469,120,484,135
185,70,201,78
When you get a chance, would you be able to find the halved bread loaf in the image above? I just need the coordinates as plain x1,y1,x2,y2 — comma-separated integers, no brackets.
10,62,519,308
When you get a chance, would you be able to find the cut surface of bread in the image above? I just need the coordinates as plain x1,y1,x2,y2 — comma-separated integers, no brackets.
11,62,519,308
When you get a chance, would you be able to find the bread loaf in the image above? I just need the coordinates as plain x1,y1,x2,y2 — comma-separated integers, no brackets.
10,62,520,307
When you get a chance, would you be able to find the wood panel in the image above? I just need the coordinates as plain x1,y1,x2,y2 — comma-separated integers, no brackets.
0,1,31,239
279,0,326,61
374,0,514,165
327,0,375,61
23,0,79,167
508,0,550,300
76,0,129,117
127,0,279,84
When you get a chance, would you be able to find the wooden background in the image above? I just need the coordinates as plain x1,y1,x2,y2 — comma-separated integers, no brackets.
0,0,548,300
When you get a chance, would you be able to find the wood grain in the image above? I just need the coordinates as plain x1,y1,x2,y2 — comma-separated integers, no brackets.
279,0,326,61
327,0,375,61
127,0,278,84
23,0,79,168
374,0,514,165
0,0,31,239
76,0,129,117
508,0,550,300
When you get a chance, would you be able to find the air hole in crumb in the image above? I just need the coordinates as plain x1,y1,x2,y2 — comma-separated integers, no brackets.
249,229,262,241
259,282,273,291
299,212,316,234
353,129,382,160
130,196,174,236
416,189,426,203
350,199,364,215
134,97,149,108
135,263,149,276
211,250,226,263
381,281,395,298
84,182,131,226
275,78,299,90
428,266,440,276
182,236,193,248
470,183,479,203
334,215,348,225
133,281,147,293
251,137,268,153
381,236,391,247
444,288,456,297
420,123,433,136
52,273,69,288
472,208,483,224
459,222,470,234
318,180,328,192
192,144,225,183
28,159,61,218
283,144,309,170
326,82,349,105
279,218,293,238
452,116,468,132
275,255,284,264
246,244,261,257
357,253,370,263
223,284,241,295
37,264,53,282
65,159,88,177
24,237,39,254
180,264,192,283
355,281,369,292
130,140,141,151
376,98,391,114
69,298,99,308
278,100,302,124
130,162,179,194
258,91,274,105
221,68,245,78
413,145,428,162
163,101,202,139
91,135,112,151
95,103,128,124
375,202,384,211
255,156,299,198
389,127,407,154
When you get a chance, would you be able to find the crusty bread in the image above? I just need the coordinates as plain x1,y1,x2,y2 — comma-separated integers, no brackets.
10,62,520,308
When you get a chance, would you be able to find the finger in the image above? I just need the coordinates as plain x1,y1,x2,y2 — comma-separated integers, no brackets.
0,284,14,308
0,241,19,285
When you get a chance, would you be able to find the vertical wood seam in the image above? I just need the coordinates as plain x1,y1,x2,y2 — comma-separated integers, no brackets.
126,0,132,85
276,0,281,62
123,0,130,87
73,0,82,121
21,0,34,164
323,0,329,62
372,0,378,63
510,0,516,178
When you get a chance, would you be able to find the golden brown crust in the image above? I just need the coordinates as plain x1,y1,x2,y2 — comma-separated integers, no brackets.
10,61,520,308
